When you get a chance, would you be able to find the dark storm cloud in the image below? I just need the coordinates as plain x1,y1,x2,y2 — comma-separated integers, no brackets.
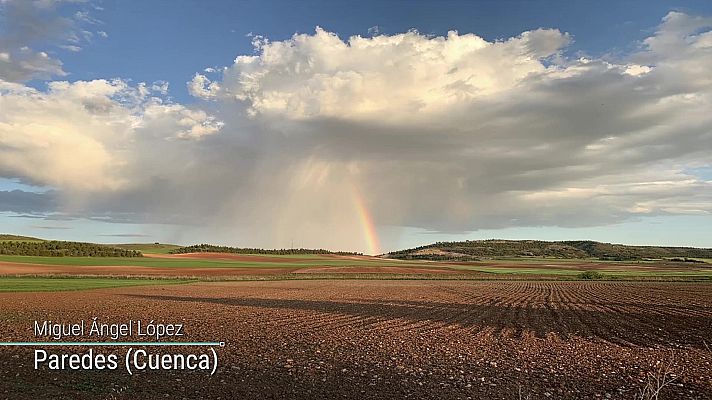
0,190,57,214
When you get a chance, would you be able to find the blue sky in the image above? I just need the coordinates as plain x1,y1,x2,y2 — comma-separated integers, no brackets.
55,0,712,103
2,0,712,251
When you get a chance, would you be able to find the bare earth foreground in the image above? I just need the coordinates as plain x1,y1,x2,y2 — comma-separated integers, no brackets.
1,280,711,399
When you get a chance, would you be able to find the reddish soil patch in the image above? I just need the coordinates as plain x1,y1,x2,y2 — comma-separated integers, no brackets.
0,261,295,277
446,260,711,272
293,266,459,274
1,280,710,399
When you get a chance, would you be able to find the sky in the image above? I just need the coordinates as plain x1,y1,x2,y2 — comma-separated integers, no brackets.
1,0,712,253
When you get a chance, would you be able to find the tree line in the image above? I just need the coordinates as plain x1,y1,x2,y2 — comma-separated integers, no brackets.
0,241,143,257
169,244,362,256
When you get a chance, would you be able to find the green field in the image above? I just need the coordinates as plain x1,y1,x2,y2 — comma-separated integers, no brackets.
0,254,425,268
112,243,182,254
0,277,194,292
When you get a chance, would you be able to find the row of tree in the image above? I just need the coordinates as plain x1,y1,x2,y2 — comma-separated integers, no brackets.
169,244,362,256
0,241,143,257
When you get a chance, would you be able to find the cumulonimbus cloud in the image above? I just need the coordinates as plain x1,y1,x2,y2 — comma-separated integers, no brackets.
192,27,571,120
184,13,712,237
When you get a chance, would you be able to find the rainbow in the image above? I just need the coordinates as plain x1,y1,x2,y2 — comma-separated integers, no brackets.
351,185,381,255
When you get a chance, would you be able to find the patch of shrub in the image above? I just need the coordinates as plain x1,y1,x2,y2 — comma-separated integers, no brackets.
577,270,606,280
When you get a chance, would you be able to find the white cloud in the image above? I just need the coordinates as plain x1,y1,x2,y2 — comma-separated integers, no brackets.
74,10,100,25
0,0,98,82
212,27,570,120
60,44,82,52
0,47,66,81
0,79,223,191
188,73,220,99
150,80,169,95
0,80,128,190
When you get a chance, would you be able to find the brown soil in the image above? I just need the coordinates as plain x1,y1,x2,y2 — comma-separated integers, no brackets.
446,260,712,272
293,266,460,274
0,261,295,277
1,280,710,399
0,258,462,278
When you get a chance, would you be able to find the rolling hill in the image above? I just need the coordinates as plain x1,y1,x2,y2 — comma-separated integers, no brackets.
0,234,43,241
385,239,712,261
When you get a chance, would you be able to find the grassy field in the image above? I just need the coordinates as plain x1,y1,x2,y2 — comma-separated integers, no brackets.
0,277,194,292
0,254,427,268
112,243,182,254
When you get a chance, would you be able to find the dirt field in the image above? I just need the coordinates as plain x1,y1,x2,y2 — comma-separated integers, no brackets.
0,260,296,277
0,261,466,278
161,252,329,262
447,260,712,273
1,280,711,399
3,252,709,280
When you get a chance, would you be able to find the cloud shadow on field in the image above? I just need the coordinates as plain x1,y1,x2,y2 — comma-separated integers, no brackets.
126,293,712,349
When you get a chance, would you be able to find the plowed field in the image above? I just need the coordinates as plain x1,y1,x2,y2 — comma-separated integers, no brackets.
1,280,710,399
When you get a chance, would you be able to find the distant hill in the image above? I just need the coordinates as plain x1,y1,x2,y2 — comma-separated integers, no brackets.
0,234,43,241
169,244,362,256
385,240,712,261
